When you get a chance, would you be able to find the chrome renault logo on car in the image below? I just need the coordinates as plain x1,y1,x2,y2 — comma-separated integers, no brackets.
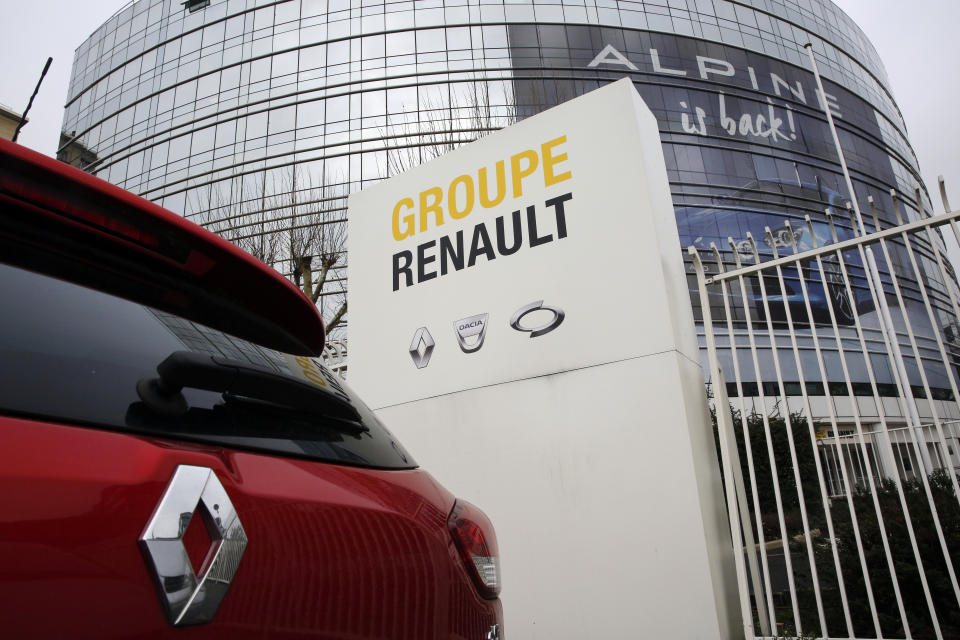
409,326,435,368
140,465,248,626
454,313,488,353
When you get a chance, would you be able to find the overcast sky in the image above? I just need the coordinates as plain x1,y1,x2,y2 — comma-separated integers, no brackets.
1,0,957,211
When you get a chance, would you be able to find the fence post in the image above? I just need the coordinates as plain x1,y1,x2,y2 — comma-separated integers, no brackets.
689,246,758,640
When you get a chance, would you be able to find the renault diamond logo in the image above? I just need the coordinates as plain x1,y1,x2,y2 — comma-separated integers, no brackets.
454,313,488,353
510,300,565,337
140,465,248,626
409,326,436,368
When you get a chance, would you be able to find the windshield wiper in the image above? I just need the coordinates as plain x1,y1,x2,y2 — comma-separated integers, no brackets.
136,351,364,428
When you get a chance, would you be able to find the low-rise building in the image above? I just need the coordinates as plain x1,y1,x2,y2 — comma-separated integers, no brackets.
0,104,24,141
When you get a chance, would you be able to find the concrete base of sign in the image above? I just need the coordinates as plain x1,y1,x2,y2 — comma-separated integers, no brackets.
376,348,739,638
348,78,740,638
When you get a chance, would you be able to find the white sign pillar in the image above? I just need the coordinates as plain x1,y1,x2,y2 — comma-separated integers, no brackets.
348,78,740,639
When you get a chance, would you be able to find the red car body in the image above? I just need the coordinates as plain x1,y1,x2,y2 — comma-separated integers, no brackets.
0,138,502,639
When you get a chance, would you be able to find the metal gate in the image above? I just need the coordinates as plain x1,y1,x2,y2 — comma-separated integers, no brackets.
690,181,960,640
322,338,348,378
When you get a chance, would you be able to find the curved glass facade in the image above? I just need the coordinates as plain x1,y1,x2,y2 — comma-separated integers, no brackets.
60,0,959,402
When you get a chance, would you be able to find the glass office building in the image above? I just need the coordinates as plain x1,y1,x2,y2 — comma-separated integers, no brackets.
60,0,959,410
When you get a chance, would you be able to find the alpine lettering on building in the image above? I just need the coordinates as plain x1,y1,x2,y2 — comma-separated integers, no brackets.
587,44,842,116
588,44,842,146
391,135,575,291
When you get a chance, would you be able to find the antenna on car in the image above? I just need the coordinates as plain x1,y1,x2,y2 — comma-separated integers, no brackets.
12,57,52,143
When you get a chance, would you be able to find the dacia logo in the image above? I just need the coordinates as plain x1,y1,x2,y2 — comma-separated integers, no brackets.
454,313,488,353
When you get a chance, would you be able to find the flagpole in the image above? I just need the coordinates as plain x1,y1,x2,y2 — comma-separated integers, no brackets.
803,42,933,472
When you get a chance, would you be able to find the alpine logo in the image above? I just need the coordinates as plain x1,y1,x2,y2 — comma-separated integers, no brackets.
509,300,565,338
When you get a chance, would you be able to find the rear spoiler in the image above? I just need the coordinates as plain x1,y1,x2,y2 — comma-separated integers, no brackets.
0,139,325,355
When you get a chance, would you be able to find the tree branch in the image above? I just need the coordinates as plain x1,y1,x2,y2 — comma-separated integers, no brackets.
326,300,347,332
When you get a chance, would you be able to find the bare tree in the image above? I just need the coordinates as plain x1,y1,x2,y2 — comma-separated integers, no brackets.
386,79,517,175
205,174,284,267
184,80,519,338
192,165,349,334
279,167,348,333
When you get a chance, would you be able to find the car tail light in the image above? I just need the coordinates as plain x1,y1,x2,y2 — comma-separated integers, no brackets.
447,499,500,599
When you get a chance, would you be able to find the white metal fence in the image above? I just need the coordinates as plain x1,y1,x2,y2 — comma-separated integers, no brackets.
691,181,960,640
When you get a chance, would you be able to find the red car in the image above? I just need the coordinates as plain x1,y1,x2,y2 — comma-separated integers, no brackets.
0,138,503,639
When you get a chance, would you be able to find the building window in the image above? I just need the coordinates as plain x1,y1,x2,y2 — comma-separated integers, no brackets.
183,0,210,12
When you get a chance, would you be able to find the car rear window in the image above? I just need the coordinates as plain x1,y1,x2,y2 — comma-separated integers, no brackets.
0,262,415,470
